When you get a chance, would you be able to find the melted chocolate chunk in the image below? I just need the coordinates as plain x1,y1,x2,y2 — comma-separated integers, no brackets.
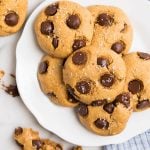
4,84,19,97
94,118,109,129
72,51,87,65
52,37,59,49
77,103,88,116
5,11,19,26
40,20,54,35
137,52,150,60
39,61,48,74
128,79,144,94
100,73,115,87
72,39,86,51
32,140,42,149
114,93,130,108
76,81,91,94
136,100,150,109
97,57,110,67
91,99,107,106
45,3,58,16
66,14,81,29
111,41,126,54
103,103,115,114
14,127,23,136
97,13,114,26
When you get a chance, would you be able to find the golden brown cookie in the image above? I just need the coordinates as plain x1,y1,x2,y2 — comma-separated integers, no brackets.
14,127,40,146
14,127,62,150
63,46,126,104
123,52,150,111
34,1,94,58
38,55,79,107
88,5,133,55
76,93,132,136
0,0,27,36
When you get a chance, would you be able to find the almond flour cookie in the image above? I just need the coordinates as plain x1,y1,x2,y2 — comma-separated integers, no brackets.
76,93,132,136
123,52,150,111
38,55,79,107
34,1,94,58
88,5,133,55
14,127,62,150
0,0,27,36
63,46,126,104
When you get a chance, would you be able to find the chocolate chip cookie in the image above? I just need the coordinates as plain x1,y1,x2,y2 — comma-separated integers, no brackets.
38,55,79,107
63,46,126,104
88,5,133,55
123,52,150,111
34,1,94,58
14,127,62,150
76,92,132,135
0,0,27,36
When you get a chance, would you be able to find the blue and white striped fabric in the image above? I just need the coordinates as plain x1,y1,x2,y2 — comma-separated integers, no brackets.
103,129,150,150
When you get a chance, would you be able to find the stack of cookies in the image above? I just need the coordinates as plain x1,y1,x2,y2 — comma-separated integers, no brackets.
35,1,150,136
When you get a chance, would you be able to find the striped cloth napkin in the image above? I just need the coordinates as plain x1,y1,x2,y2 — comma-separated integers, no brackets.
103,129,150,150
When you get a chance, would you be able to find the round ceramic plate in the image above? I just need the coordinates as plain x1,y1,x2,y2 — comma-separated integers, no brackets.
16,0,150,146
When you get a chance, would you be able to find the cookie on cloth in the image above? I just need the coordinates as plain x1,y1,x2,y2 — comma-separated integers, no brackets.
0,0,27,36
88,5,133,55
34,1,94,58
63,45,126,104
123,52,150,111
38,55,79,107
76,92,132,136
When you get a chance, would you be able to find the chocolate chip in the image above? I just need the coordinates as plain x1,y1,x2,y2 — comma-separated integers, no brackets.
114,93,130,108
94,119,109,129
72,39,86,51
47,92,56,97
56,144,63,150
66,14,81,29
5,12,19,26
128,79,144,94
67,85,79,103
136,100,150,109
32,140,42,149
97,13,114,26
137,52,150,60
120,23,127,32
100,73,115,87
15,127,23,136
72,51,87,65
39,61,48,74
111,41,126,54
45,3,58,16
103,103,115,114
40,20,54,35
76,81,91,94
4,84,19,97
97,57,110,67
77,103,88,116
91,99,107,106
52,37,59,49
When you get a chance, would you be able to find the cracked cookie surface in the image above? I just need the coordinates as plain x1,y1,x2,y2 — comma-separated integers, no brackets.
88,5,133,55
123,52,150,111
76,92,132,135
38,55,79,107
34,1,94,58
63,45,126,104
0,0,27,36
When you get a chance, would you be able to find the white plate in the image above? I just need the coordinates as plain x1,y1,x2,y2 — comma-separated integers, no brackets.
16,0,150,146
